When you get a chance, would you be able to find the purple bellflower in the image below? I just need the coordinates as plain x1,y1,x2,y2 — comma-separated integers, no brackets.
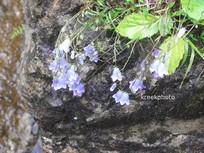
51,63,82,92
129,79,145,94
149,60,168,78
84,45,99,63
110,83,117,91
49,60,58,71
53,48,65,58
140,60,146,72
91,51,99,62
52,76,67,90
153,49,160,58
67,68,80,84
72,84,85,97
111,67,123,82
84,45,96,56
58,58,67,69
78,54,86,65
140,60,145,68
49,58,68,73
50,43,100,97
112,90,130,105
59,39,71,53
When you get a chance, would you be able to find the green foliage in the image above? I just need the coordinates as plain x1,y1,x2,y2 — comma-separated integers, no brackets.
179,40,189,68
181,0,204,24
113,0,204,76
11,24,25,40
68,0,204,82
116,13,160,40
188,39,204,60
84,0,139,30
180,48,195,88
159,13,173,36
160,36,185,74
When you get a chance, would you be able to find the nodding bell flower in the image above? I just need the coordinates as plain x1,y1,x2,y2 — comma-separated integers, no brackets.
52,76,67,90
111,67,123,82
78,54,86,65
84,45,99,63
112,90,130,105
129,79,145,94
153,49,160,58
50,42,101,97
84,45,96,56
72,83,85,97
149,60,168,78
110,83,117,91
140,60,145,68
59,39,71,53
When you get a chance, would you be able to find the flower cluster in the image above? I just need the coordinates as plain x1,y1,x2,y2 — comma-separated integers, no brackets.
49,40,169,106
49,39,99,97
110,67,129,105
110,48,171,105
149,49,169,78
110,66,145,105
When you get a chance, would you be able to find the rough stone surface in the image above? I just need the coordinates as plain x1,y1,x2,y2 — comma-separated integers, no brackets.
17,0,204,152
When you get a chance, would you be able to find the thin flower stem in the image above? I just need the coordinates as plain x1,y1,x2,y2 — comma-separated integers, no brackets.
113,35,120,64
86,41,131,80
122,41,137,71
55,11,81,47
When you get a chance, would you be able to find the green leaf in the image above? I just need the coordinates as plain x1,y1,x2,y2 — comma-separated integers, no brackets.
97,0,105,7
179,48,195,88
115,6,125,11
168,2,175,9
159,13,173,36
179,40,189,68
11,24,25,40
199,19,204,25
172,10,184,17
180,0,204,22
189,34,198,41
116,13,160,40
188,39,204,60
85,10,98,17
125,0,133,4
160,36,185,74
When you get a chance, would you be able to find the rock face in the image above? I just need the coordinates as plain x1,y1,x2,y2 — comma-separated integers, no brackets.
17,0,204,152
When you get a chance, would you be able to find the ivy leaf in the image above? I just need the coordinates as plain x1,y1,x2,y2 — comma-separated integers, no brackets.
116,13,160,40
160,36,185,74
181,0,204,24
